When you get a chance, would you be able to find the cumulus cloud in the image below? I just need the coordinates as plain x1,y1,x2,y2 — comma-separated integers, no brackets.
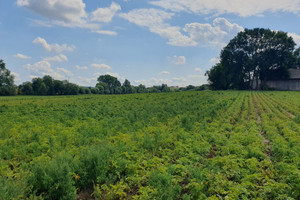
91,63,112,70
120,8,195,46
43,54,68,62
159,71,170,75
288,32,300,47
134,72,207,87
93,72,124,82
209,57,220,64
149,0,300,17
77,76,96,86
120,9,243,47
24,60,65,79
173,55,186,65
92,2,121,23
92,30,118,36
17,0,118,34
11,72,22,83
57,67,73,77
16,0,92,27
33,37,75,52
75,65,88,70
194,67,202,72
184,18,243,47
13,53,31,59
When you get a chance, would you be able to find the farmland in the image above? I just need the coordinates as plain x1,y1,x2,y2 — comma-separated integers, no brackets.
0,91,299,200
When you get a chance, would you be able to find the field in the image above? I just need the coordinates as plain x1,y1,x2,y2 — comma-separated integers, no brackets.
0,91,300,200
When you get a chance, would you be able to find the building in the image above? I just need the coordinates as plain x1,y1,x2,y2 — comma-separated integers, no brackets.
263,68,300,91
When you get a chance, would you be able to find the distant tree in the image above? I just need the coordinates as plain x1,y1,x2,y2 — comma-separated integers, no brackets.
160,84,171,92
42,75,55,95
207,28,296,90
0,60,16,95
91,87,100,94
97,75,121,94
96,82,109,94
137,84,147,93
54,80,65,95
79,87,85,94
38,82,48,95
19,81,34,95
115,87,122,94
294,47,300,67
148,86,160,93
64,82,79,95
186,85,195,91
84,88,91,94
206,63,229,90
122,79,132,94
32,78,44,95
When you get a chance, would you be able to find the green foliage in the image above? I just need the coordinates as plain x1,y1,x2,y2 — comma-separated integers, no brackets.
30,153,77,200
207,28,297,90
0,91,299,199
0,60,16,95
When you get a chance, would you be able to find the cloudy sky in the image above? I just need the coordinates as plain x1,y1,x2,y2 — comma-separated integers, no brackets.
1,0,300,87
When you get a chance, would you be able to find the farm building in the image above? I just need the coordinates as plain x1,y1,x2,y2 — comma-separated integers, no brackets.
253,68,300,91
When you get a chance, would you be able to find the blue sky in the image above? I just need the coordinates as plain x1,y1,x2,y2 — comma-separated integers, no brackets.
1,0,300,87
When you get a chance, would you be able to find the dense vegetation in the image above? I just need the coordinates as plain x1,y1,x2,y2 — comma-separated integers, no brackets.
0,60,16,96
207,28,300,90
0,91,299,199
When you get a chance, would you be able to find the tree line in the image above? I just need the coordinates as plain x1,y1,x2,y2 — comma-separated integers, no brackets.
0,60,205,96
206,28,300,90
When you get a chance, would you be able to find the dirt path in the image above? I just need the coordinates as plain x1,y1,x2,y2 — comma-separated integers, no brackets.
252,94,272,161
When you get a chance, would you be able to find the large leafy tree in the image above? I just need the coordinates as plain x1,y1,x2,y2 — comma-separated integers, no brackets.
96,74,121,94
0,60,16,95
207,28,296,90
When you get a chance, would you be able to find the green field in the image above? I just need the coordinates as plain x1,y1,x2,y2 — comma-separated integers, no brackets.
0,91,300,200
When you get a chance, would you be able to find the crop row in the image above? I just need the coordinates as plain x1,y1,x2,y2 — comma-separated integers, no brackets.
0,91,299,199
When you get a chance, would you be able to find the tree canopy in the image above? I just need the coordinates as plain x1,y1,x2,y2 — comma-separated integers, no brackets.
207,28,297,90
0,60,16,95
97,74,121,94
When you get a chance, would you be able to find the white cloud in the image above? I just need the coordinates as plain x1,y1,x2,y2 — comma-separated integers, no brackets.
33,37,75,52
75,65,88,70
77,76,96,86
24,60,65,79
188,75,205,79
92,2,121,23
93,72,125,82
17,0,119,35
194,67,202,72
13,53,31,59
43,54,68,62
149,0,300,17
120,8,195,46
183,18,243,47
11,72,22,84
173,55,186,65
57,67,73,77
105,72,122,79
288,32,300,47
17,0,90,27
120,9,242,47
209,57,220,64
93,30,118,36
91,63,112,70
16,0,29,6
159,71,170,75
134,74,207,87
133,78,172,87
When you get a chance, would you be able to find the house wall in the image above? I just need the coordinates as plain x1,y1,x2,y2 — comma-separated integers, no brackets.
265,80,300,91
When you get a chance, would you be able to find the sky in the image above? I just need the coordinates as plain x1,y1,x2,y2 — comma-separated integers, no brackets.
1,0,300,87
